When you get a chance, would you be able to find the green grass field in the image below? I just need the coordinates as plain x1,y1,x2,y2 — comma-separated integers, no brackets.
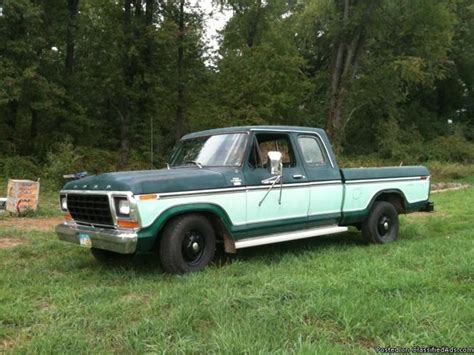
0,186,472,353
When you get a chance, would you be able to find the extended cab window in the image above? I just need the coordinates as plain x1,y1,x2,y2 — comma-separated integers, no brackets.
298,136,327,166
249,133,296,168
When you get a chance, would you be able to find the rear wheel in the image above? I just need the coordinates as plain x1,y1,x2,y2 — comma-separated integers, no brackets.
362,201,399,244
159,214,216,274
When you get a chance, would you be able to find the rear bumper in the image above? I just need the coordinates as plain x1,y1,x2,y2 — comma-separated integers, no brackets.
55,222,137,254
419,201,435,212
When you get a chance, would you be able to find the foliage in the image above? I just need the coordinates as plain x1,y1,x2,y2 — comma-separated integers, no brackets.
427,161,474,181
44,141,123,187
427,131,474,163
0,156,40,180
0,0,473,169
44,142,82,187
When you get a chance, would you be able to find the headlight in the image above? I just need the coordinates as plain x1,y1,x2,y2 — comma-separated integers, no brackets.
119,200,130,215
60,195,67,211
115,198,130,217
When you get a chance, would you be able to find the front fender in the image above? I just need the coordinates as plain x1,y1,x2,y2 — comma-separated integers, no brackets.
136,203,235,251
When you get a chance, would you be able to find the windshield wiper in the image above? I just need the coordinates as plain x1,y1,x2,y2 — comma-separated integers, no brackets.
185,160,203,168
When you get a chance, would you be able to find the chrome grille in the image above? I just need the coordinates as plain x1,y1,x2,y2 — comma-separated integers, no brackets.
67,194,114,227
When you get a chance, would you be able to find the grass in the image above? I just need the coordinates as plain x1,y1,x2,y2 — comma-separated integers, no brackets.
0,186,473,353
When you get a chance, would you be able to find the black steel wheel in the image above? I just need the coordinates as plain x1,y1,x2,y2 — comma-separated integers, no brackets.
362,201,399,244
182,230,206,265
159,214,216,274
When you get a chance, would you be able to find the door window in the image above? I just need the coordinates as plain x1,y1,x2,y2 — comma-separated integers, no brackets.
249,133,296,168
298,136,327,166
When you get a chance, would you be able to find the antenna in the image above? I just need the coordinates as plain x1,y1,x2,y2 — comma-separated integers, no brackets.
150,116,154,169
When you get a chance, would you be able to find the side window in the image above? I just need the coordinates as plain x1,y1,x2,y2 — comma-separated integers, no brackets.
298,136,327,166
248,133,296,168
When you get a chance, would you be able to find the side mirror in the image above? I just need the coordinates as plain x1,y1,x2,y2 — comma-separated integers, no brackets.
267,151,283,176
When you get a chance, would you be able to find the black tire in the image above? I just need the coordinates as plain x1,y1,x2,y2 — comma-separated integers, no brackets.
90,248,134,262
159,214,216,274
362,201,399,244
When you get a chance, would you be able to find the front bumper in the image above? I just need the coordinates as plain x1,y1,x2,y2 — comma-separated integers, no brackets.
56,222,137,254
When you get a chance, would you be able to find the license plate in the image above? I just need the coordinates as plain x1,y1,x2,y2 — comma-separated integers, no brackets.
79,233,92,248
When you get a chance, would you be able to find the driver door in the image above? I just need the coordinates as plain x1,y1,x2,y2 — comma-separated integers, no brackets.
243,132,310,231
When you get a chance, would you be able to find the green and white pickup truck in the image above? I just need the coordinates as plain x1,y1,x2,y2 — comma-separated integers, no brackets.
56,126,434,273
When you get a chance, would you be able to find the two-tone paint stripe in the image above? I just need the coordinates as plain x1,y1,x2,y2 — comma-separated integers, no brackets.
345,176,430,185
134,176,429,200
135,180,342,200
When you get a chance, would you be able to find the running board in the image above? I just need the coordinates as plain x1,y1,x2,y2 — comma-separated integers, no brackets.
235,225,349,249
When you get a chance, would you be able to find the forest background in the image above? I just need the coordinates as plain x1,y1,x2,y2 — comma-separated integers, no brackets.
1,0,473,185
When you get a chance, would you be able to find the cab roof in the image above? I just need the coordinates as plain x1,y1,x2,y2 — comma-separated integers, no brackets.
182,125,326,140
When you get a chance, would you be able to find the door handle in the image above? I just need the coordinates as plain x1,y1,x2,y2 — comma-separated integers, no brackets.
292,174,305,179
261,176,279,185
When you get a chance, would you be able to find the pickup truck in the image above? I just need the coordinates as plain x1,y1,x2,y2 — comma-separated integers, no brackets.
56,126,434,274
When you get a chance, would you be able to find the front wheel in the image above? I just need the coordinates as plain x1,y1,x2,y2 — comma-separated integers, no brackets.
362,201,399,244
159,214,216,274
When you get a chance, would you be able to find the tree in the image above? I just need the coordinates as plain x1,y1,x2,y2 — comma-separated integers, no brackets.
326,0,379,152
214,0,313,127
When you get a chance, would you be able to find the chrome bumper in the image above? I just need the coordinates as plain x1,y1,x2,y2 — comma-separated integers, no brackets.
55,223,137,254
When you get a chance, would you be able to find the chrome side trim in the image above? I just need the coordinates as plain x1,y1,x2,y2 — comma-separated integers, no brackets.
134,180,343,199
235,225,349,249
309,180,342,186
156,187,246,197
345,176,429,184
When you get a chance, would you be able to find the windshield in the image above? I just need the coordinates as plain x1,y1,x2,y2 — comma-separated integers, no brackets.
170,133,248,167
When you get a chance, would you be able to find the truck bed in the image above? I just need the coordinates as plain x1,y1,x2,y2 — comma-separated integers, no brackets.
341,166,430,181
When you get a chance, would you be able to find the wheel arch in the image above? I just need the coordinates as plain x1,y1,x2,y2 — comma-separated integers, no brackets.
141,203,236,253
341,188,408,227
370,189,408,214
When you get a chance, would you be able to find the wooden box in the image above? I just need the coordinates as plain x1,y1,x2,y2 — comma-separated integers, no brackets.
6,179,40,213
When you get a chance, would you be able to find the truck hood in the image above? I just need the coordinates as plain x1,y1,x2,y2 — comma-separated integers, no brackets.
62,168,228,195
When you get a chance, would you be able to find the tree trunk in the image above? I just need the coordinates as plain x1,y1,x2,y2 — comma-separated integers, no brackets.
326,0,378,153
65,0,79,77
247,0,262,48
30,109,38,150
175,0,185,142
326,0,350,152
6,100,18,133
118,0,133,169
118,110,130,169
145,0,154,166
145,0,154,26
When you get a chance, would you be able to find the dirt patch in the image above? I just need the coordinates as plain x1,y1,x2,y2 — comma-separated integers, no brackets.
0,237,28,249
406,211,448,219
1,338,16,351
431,182,470,193
357,337,378,350
0,217,62,232
121,293,151,304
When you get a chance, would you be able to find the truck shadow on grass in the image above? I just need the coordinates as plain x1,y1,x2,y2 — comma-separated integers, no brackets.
90,230,366,274
215,230,365,266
